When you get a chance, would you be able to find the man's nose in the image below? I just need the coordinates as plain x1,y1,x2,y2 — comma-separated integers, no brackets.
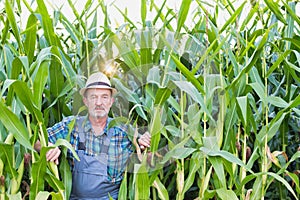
95,97,103,105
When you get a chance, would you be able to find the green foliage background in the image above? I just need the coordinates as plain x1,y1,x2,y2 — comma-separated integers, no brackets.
0,0,299,199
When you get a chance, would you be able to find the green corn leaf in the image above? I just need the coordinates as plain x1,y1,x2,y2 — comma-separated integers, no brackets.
68,0,86,32
141,0,147,27
58,12,81,44
44,173,65,192
1,19,10,44
108,32,140,69
240,3,259,31
33,61,49,110
16,159,24,194
227,25,275,91
200,166,213,198
281,1,300,27
54,139,79,161
24,14,38,64
256,112,287,143
5,0,23,53
36,0,59,46
0,143,17,179
289,151,300,164
161,147,196,164
44,81,77,114
249,67,264,87
264,0,287,25
176,0,192,33
152,3,174,31
219,2,246,34
59,150,72,200
50,58,64,99
7,192,22,199
88,11,98,39
113,78,147,121
251,175,263,199
267,96,289,108
203,136,219,151
0,101,32,150
118,171,127,199
283,37,300,49
57,49,76,81
134,164,150,200
36,192,50,199
195,0,216,27
267,112,286,142
139,30,153,68
236,174,256,194
150,106,162,152
274,151,300,178
153,177,169,200
267,50,292,77
216,188,239,200
147,66,161,86
152,0,167,25
11,81,43,122
200,147,252,172
268,172,298,200
172,80,213,123
49,192,64,199
223,103,238,149
113,6,137,29
171,54,204,94
167,95,180,117
11,57,23,79
250,82,266,105
154,87,172,106
209,157,226,188
83,0,93,12
238,35,257,63
285,171,300,195
30,149,47,200
236,96,248,127
183,152,202,194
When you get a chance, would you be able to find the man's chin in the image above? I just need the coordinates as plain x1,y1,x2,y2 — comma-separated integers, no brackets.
93,112,107,119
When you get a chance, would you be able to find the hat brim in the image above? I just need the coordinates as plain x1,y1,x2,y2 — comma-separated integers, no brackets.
80,86,117,96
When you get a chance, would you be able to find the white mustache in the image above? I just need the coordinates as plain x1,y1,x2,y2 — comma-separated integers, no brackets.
95,106,104,110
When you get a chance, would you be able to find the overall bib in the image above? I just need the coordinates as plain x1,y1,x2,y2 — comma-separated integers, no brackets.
70,119,120,200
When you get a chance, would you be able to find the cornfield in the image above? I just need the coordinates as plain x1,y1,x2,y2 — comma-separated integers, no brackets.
0,0,299,199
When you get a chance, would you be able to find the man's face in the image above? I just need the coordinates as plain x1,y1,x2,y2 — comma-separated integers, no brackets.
83,88,114,119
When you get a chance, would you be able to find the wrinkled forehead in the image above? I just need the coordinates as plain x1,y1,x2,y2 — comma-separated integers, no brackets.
85,88,112,96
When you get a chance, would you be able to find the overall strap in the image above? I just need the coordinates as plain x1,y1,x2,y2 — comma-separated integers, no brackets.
99,126,114,154
76,116,86,150
99,118,116,154
76,116,114,154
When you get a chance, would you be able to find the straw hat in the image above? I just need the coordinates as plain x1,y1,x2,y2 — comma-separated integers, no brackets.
79,72,117,96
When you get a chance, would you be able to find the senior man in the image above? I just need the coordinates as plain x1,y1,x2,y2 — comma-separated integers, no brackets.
35,72,151,199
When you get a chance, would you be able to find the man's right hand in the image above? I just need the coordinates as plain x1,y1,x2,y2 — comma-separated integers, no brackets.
46,142,61,165
34,140,61,165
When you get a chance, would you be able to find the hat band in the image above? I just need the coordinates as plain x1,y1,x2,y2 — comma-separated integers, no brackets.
86,81,111,88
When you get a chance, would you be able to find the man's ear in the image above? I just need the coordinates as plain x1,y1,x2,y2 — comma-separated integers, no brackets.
83,97,88,106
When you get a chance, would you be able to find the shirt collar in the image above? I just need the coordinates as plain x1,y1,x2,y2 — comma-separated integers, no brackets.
83,116,112,135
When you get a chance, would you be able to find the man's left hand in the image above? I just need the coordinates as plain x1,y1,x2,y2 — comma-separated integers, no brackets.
138,132,151,150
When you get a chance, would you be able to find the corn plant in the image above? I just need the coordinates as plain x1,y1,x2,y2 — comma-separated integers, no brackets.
0,0,299,199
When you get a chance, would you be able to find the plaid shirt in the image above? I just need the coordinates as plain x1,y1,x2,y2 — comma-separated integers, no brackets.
47,115,133,183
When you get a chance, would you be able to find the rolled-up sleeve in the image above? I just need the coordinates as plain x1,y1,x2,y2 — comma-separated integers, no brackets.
47,116,75,144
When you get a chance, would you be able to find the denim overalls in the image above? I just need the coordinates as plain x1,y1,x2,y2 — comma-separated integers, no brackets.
70,118,120,199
